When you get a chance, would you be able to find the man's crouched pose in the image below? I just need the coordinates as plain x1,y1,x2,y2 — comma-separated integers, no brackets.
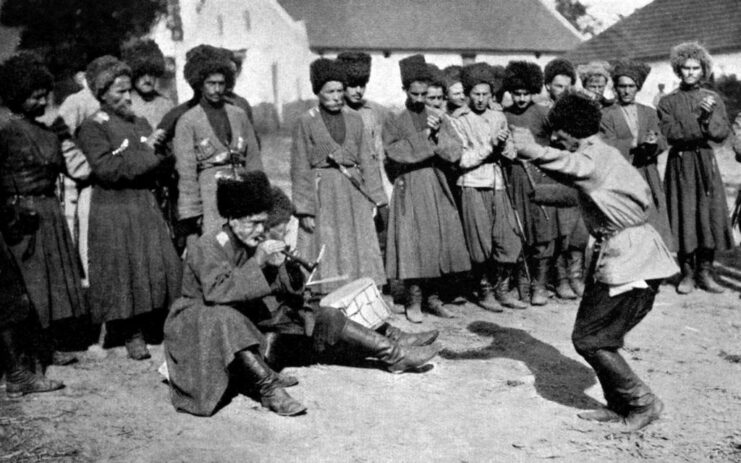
163,171,440,417
512,94,678,431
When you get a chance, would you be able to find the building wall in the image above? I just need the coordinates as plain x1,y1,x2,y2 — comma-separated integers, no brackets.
152,0,314,116
317,51,563,108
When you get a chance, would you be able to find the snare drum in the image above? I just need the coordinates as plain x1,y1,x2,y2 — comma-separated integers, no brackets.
319,278,391,329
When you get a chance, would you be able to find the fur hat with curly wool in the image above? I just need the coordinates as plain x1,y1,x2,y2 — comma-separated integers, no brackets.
544,58,576,85
503,61,544,95
0,52,53,113
120,38,166,81
461,62,495,94
611,59,651,90
266,186,295,229
337,52,371,87
183,44,234,92
310,58,346,94
217,170,273,219
577,61,612,87
670,41,712,79
399,54,431,89
86,55,132,101
548,92,602,139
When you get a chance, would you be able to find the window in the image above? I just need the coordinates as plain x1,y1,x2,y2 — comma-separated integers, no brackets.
243,10,251,31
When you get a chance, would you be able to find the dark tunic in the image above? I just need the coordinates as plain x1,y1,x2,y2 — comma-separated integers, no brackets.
383,105,471,279
78,109,182,324
164,227,344,416
504,103,558,247
657,85,734,255
0,117,85,328
291,106,387,293
600,102,675,251
0,232,33,330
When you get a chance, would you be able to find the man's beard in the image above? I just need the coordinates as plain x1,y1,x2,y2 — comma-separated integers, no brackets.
112,103,136,121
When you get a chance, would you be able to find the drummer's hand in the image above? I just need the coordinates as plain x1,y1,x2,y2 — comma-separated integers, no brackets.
699,95,716,115
299,216,315,233
511,126,541,159
255,239,286,267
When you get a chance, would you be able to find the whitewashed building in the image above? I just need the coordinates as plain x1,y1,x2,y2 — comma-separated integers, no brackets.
152,0,315,118
565,0,741,108
278,0,583,107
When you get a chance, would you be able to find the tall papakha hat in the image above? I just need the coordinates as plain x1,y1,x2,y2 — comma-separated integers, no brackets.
337,52,371,87
544,58,576,85
266,186,295,229
0,52,53,113
548,92,602,139
310,58,346,94
670,41,712,79
183,44,233,91
217,170,273,219
86,55,132,101
427,64,446,89
442,65,462,90
611,59,651,90
399,54,431,89
120,38,166,81
461,62,495,94
490,64,506,99
577,61,611,87
503,61,544,95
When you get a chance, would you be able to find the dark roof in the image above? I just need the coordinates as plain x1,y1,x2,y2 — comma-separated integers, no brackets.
278,0,581,54
565,0,741,64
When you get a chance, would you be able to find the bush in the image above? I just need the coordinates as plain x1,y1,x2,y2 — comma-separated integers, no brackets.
716,74,741,121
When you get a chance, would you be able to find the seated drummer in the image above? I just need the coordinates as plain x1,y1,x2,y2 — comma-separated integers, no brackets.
163,171,440,418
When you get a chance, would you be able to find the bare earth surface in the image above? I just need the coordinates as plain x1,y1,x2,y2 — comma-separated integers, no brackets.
1,135,741,463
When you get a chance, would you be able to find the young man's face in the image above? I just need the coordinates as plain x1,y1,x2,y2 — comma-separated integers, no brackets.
446,82,466,108
201,73,226,104
680,58,703,85
134,74,157,96
230,212,268,247
405,81,428,110
318,80,345,112
266,222,288,241
21,88,49,118
344,84,366,106
615,76,638,105
102,75,135,119
546,74,572,101
425,85,444,109
511,89,532,110
468,83,492,113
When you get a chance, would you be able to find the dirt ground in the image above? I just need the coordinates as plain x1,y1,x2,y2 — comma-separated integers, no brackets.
2,135,741,463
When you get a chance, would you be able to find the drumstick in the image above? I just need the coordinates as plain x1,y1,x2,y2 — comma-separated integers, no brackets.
305,275,349,287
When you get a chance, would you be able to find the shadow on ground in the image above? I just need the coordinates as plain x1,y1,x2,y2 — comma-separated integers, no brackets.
715,248,741,293
441,321,601,410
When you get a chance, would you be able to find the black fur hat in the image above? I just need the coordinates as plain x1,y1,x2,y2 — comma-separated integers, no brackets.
399,54,431,89
611,59,651,90
337,52,371,87
310,58,346,94
86,55,132,100
0,52,53,112
503,61,544,95
183,44,234,91
217,170,273,219
428,64,445,89
461,62,495,94
266,186,295,229
544,58,576,85
442,65,462,90
490,64,506,98
120,38,166,81
548,93,602,139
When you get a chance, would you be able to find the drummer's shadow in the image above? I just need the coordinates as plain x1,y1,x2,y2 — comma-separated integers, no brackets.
441,321,601,410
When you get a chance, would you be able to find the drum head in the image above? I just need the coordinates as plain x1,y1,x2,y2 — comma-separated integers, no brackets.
319,277,376,308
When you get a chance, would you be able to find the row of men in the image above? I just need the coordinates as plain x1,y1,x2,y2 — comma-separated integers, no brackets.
0,39,735,427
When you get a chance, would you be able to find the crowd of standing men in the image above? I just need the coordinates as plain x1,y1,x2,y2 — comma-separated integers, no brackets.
0,36,739,430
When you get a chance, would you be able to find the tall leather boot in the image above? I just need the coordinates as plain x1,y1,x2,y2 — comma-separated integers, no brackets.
494,265,528,309
425,281,456,318
676,252,695,295
233,349,306,416
568,249,586,297
0,326,64,398
477,266,503,313
405,281,424,323
555,253,577,300
261,332,299,388
380,324,439,347
531,258,550,306
592,349,663,431
696,248,725,293
340,320,440,373
516,262,531,304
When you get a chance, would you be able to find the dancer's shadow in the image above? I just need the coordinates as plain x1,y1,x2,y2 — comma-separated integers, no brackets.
442,321,601,410
715,248,741,293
